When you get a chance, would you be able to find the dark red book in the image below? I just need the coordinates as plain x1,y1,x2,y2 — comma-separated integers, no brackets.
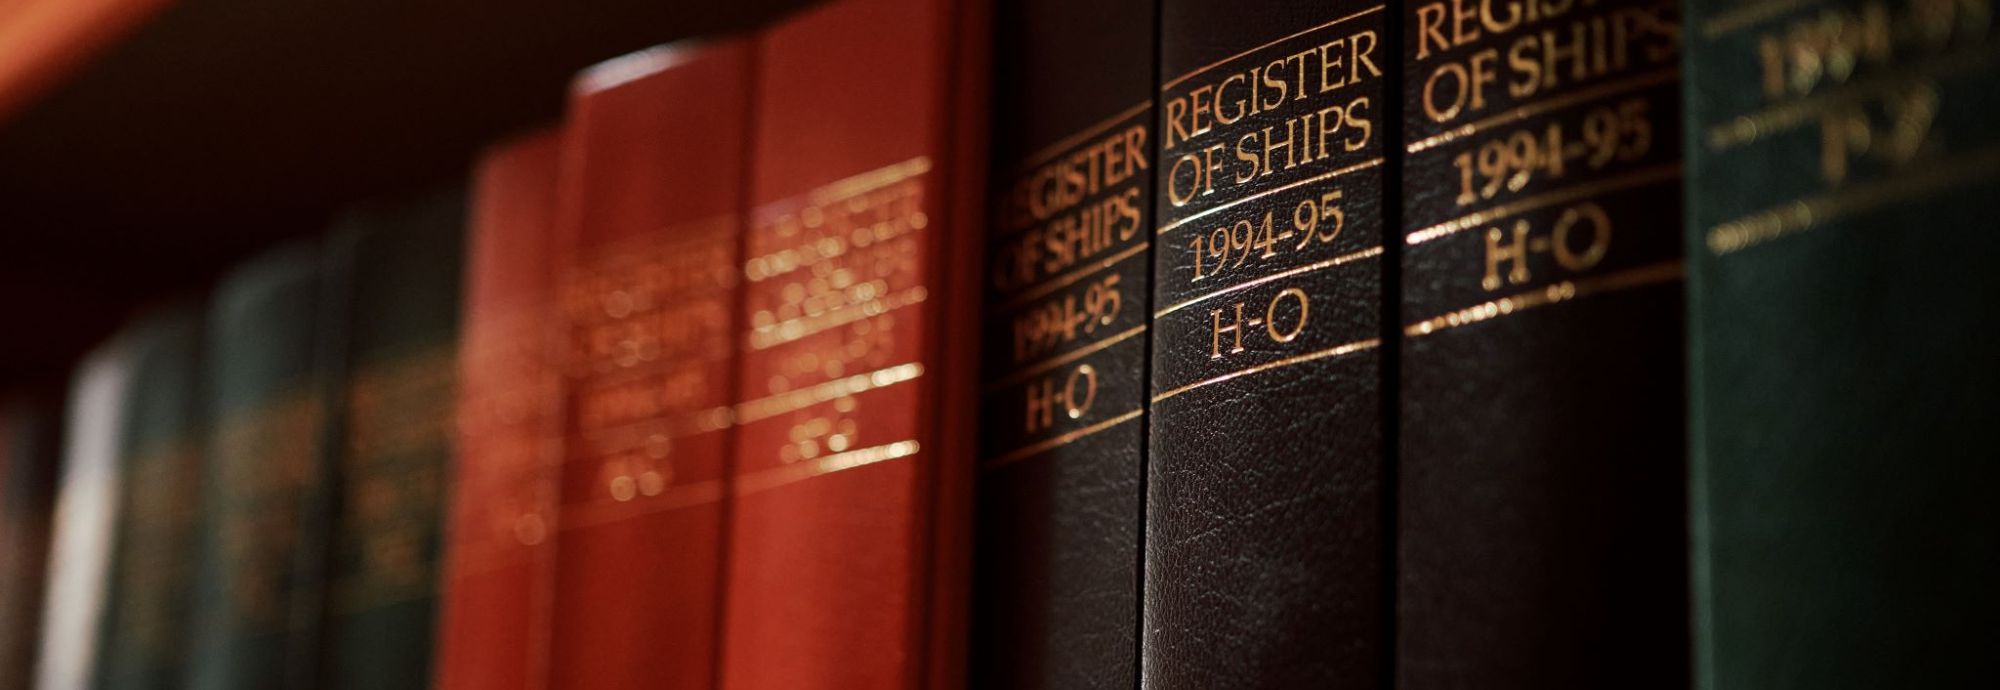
546,40,754,690
435,131,564,690
720,0,988,687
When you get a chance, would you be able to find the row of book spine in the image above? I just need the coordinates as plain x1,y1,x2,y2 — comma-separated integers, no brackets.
0,0,1991,689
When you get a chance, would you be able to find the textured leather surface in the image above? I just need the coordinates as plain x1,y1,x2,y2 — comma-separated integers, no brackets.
548,41,752,690
1397,1,1689,687
1686,1,2000,686
974,0,1152,687
94,307,205,690
722,0,982,687
1147,1,1389,687
436,132,563,690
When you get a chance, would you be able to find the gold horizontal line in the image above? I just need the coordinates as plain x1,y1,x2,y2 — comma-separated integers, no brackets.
554,479,725,531
1015,101,1154,172
1707,145,2000,255
982,408,1144,471
1706,43,2000,152
1161,5,1385,91
569,214,739,266
735,362,925,424
1403,260,1684,337
734,440,921,496
1699,0,1821,39
575,405,733,447
1153,245,1382,319
1151,337,1381,403
1406,67,1681,154
984,325,1148,391
1000,240,1149,310
1405,164,1683,245
1157,157,1383,236
756,157,933,218
747,286,928,350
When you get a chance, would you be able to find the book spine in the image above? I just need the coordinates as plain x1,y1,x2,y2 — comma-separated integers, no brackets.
93,307,207,690
721,0,985,686
1395,1,1688,686
435,132,564,690
1685,1,2000,686
0,393,59,690
36,334,137,690
1145,1,1389,686
316,190,465,690
546,40,753,690
974,0,1153,686
186,243,333,690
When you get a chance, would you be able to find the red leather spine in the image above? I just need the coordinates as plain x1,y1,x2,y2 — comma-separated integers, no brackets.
546,40,753,690
435,130,564,690
721,0,986,687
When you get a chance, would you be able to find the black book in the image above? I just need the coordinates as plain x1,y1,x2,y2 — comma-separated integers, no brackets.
1396,0,1690,686
975,0,1155,687
1147,1,1390,686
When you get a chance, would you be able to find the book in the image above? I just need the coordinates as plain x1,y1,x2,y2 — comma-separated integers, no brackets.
93,306,207,690
316,190,465,690
720,0,988,686
1145,1,1389,686
35,335,136,690
0,392,58,690
1685,0,2000,686
974,0,1153,686
546,40,753,690
435,132,564,690
185,243,335,690
1396,1,1689,686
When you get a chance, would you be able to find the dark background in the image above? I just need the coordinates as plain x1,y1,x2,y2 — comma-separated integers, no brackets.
0,0,817,384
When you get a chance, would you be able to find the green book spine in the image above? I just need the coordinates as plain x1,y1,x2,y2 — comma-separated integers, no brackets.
187,243,333,690
1686,0,2000,687
316,190,464,690
94,307,207,690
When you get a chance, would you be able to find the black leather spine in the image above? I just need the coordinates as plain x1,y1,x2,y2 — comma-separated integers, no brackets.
974,0,1154,687
1147,2,1388,687
1395,1,1690,687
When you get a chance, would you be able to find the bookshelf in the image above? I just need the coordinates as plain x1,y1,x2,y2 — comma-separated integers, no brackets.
0,0,814,383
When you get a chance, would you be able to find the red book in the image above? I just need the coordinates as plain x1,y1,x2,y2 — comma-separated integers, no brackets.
721,0,987,687
547,40,754,690
435,130,564,690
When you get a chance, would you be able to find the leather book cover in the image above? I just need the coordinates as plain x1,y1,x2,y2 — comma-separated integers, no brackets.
1686,1,2000,686
35,336,135,690
721,0,987,686
185,243,334,690
435,131,564,690
93,306,207,690
1396,2,1688,687
0,392,59,690
1146,1,1388,686
316,190,465,690
975,0,1153,687
547,40,752,690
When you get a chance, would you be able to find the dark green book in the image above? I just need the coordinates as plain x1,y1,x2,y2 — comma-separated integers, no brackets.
186,243,334,690
315,189,464,690
95,307,207,690
1686,0,2000,687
